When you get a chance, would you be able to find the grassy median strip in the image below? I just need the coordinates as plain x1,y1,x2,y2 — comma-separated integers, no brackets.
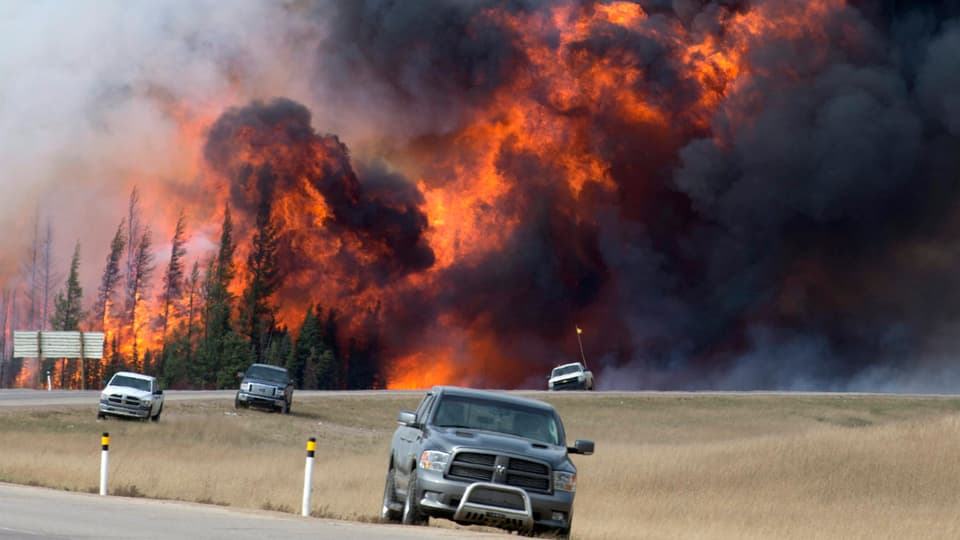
0,392,959,539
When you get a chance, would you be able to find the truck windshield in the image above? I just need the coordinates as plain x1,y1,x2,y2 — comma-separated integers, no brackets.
245,365,288,384
432,395,561,446
109,375,151,392
552,365,581,377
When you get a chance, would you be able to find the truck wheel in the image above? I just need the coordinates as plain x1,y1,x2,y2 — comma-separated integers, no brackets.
381,465,402,522
401,469,428,526
150,405,162,422
234,393,241,409
96,411,105,420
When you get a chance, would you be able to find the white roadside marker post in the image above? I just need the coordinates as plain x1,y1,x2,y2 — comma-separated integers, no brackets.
99,432,109,496
302,437,316,517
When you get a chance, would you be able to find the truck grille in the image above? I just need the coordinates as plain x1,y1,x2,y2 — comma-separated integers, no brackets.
465,486,525,510
107,394,141,407
552,378,582,390
447,451,551,493
249,383,277,397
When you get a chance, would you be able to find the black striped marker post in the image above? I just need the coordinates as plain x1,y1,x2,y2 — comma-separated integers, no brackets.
99,432,109,496
302,437,316,516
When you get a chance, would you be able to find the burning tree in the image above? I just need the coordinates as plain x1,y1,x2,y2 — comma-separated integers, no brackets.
92,220,126,386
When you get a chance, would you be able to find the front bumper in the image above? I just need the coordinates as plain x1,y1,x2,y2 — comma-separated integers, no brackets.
416,468,574,532
548,377,588,390
98,401,151,419
237,390,285,408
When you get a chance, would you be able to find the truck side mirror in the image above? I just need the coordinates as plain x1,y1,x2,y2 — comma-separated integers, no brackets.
397,410,418,427
568,439,594,455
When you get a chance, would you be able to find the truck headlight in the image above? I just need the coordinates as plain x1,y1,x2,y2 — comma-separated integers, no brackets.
553,471,577,492
242,383,251,392
419,451,450,472
142,399,152,407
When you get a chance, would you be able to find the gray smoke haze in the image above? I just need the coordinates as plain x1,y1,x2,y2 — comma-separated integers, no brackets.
0,1,337,275
3,1,960,391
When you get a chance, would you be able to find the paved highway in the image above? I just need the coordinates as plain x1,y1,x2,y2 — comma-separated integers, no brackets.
0,483,507,540
0,388,425,407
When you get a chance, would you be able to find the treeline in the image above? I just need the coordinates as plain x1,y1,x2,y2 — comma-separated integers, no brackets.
5,187,385,390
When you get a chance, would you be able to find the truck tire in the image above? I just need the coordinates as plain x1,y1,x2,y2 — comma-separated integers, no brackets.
401,469,428,526
150,404,163,422
381,465,402,522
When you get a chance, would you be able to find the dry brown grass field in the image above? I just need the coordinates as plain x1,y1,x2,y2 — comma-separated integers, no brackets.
1,391,959,539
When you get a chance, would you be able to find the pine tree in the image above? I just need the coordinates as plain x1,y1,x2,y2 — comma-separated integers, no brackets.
128,229,154,371
323,308,341,389
184,259,202,385
122,187,143,325
346,302,383,389
200,203,243,388
159,210,187,343
288,306,319,388
39,219,57,331
239,168,282,364
48,242,84,388
93,220,126,331
50,242,83,331
21,212,40,331
264,327,292,367
0,288,12,388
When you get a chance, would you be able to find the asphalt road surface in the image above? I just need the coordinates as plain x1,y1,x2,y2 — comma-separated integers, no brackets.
0,388,424,407
0,483,507,540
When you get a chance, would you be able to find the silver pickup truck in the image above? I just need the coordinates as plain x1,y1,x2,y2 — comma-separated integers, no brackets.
381,386,593,538
97,371,164,421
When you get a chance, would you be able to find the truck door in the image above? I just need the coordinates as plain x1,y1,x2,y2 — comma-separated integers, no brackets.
397,392,434,488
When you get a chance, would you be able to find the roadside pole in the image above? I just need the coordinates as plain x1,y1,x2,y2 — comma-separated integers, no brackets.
302,437,316,516
576,326,589,369
99,432,109,496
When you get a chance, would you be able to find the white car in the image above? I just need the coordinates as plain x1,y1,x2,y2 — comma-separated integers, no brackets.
97,371,164,421
548,362,594,391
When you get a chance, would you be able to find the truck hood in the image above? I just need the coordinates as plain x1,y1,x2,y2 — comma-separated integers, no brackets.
102,385,152,400
243,377,285,388
427,427,572,469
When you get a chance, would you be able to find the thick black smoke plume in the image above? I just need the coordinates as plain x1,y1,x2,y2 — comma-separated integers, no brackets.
204,98,435,287
304,1,960,391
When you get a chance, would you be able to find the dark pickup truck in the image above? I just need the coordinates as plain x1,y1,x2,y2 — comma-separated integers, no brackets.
234,363,294,413
381,386,593,538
